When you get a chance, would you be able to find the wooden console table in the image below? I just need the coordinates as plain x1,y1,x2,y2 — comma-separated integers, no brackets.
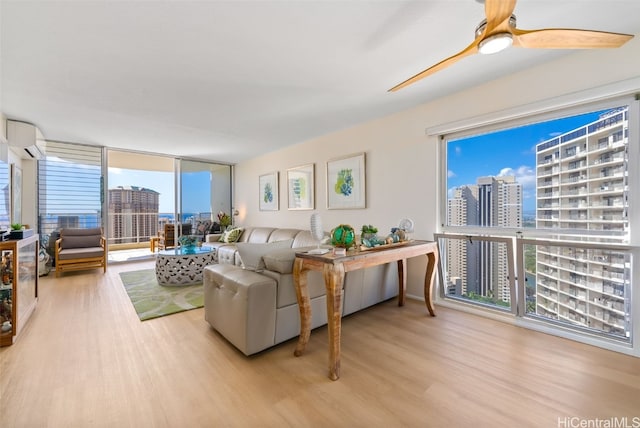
293,240,439,380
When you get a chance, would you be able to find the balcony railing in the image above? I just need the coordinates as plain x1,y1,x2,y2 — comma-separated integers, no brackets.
108,211,214,245
39,211,215,251
435,232,632,346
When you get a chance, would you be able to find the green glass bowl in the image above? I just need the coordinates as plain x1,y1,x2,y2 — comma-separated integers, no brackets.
331,224,355,249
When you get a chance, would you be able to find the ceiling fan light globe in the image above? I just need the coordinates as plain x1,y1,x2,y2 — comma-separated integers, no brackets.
478,33,513,54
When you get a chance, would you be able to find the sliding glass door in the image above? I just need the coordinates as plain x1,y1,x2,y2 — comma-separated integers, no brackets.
106,150,174,261
105,152,232,262
179,159,232,237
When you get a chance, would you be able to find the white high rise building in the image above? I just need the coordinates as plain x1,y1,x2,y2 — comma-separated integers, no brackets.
535,107,630,337
446,176,522,303
446,186,478,296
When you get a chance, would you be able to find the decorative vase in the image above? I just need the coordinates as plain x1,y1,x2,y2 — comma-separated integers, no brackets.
331,224,356,249
362,232,378,243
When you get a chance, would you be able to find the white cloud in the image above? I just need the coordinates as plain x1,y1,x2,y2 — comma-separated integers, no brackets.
455,146,461,155
447,170,456,178
497,165,536,193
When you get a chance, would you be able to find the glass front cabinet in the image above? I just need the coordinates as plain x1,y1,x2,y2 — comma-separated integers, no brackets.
0,235,39,347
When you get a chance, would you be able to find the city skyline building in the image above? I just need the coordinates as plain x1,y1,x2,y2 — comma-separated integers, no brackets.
446,186,478,297
108,186,159,244
534,107,630,338
446,175,522,304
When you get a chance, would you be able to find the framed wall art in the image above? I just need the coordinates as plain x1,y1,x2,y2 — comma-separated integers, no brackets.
259,171,279,211
326,152,365,209
287,164,314,210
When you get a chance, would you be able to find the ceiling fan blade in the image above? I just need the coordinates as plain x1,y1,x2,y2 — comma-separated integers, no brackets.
483,0,517,36
388,41,479,92
513,28,634,49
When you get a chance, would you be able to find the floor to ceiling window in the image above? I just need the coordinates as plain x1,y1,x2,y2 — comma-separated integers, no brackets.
106,150,232,262
107,150,174,260
179,159,232,227
435,95,637,355
38,144,232,264
38,141,103,258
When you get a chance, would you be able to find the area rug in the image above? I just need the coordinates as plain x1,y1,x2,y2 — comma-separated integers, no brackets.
119,269,204,321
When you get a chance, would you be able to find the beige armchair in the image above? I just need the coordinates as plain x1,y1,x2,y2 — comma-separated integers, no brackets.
55,227,107,277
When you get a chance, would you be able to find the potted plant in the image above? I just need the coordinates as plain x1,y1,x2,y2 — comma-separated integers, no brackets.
9,223,33,240
217,212,232,231
361,224,378,240
361,224,382,248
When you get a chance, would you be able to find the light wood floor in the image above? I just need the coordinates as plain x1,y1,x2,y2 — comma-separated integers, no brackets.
1,261,639,427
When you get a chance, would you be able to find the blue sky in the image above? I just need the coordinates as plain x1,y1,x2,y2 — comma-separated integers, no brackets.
447,109,607,212
108,168,211,214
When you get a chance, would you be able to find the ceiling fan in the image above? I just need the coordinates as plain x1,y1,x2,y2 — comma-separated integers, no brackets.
389,0,634,92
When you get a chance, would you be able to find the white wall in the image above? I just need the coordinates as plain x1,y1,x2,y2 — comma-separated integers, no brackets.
210,164,231,218
20,158,37,229
234,38,640,298
4,148,31,228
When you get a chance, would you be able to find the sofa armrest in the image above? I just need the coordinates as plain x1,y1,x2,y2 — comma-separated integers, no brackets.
262,249,295,274
218,245,239,265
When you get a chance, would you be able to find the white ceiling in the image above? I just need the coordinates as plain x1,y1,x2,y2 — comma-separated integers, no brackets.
2,0,639,164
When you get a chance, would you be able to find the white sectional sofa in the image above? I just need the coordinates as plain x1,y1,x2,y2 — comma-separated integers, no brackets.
202,227,400,355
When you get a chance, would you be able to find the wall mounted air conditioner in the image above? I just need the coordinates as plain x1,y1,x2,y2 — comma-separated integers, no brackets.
7,119,46,160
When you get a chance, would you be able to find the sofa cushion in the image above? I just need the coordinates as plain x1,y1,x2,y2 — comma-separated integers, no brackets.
58,247,105,260
195,219,212,235
292,230,325,248
245,227,275,243
262,248,298,274
219,227,243,243
236,239,293,272
61,234,102,249
267,229,301,243
61,227,102,237
263,246,328,274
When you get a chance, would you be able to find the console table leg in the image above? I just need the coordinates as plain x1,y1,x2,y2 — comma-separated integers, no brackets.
324,263,344,381
424,251,438,317
293,259,311,357
397,259,407,306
